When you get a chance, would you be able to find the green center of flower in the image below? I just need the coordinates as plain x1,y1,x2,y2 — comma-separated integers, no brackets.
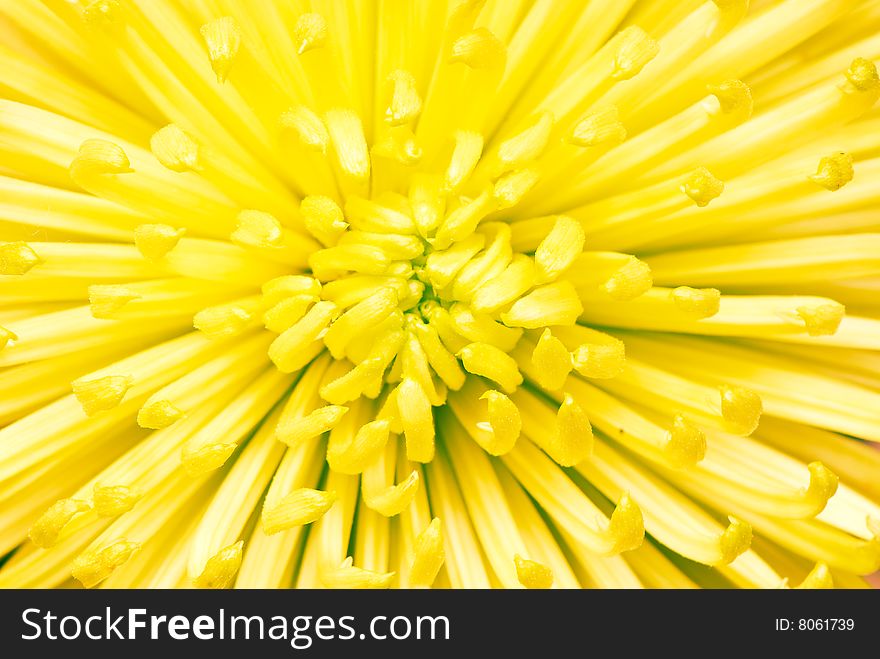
254,154,598,470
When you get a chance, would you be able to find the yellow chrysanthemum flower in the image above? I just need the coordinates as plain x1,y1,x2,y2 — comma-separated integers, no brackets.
0,0,879,590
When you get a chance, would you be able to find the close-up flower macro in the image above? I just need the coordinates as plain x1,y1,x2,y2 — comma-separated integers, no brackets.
1,0,879,591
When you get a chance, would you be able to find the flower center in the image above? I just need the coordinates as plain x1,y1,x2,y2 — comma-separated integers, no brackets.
259,176,593,467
